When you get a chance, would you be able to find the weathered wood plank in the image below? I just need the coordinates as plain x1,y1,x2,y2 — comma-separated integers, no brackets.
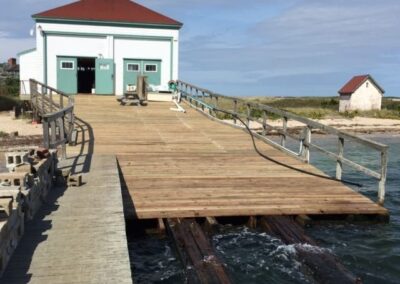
166,218,232,284
259,216,358,283
71,96,388,220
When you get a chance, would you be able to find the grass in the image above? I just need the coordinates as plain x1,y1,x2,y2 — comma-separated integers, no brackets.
246,97,400,120
205,96,400,120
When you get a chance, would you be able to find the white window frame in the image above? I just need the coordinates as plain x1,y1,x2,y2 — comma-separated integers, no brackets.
144,64,158,73
99,63,110,71
60,61,74,70
127,63,140,72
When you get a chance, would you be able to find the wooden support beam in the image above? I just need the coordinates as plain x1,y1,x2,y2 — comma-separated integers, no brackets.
158,218,165,234
295,215,312,228
259,216,358,284
247,216,257,229
166,218,232,284
204,217,219,233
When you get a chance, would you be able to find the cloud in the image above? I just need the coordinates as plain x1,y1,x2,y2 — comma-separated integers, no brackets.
176,0,400,96
0,0,399,96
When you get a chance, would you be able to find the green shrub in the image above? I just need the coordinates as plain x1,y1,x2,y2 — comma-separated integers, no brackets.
0,78,19,96
0,95,22,111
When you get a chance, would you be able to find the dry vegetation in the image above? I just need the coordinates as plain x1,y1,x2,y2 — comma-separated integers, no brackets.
209,96,400,120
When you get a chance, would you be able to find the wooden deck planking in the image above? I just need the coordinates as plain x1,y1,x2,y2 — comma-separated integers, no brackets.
1,155,132,283
71,96,387,219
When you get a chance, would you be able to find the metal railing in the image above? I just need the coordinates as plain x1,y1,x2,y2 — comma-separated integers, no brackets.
29,79,75,159
177,80,389,205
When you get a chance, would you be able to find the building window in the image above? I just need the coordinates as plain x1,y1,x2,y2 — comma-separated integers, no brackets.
145,64,157,72
366,82,369,88
127,63,140,72
61,61,74,70
100,64,110,70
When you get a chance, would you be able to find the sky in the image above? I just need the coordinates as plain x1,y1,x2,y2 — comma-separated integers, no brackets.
1,0,399,97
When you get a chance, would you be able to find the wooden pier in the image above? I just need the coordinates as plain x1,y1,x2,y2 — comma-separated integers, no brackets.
70,95,388,220
1,79,391,283
1,155,132,283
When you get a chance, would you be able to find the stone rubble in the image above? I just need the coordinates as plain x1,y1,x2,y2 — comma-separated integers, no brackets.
0,148,58,276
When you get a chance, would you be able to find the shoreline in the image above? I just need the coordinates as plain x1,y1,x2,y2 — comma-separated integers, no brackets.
223,116,400,136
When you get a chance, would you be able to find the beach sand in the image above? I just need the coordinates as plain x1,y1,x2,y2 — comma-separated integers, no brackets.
225,116,400,134
0,112,42,136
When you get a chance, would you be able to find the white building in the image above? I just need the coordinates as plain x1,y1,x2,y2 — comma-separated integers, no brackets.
19,0,182,95
338,74,385,112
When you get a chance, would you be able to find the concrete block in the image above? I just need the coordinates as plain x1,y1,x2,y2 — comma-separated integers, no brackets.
0,172,29,187
5,151,29,172
68,174,83,187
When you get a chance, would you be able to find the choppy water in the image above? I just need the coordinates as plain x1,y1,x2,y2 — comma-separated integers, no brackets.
128,135,400,283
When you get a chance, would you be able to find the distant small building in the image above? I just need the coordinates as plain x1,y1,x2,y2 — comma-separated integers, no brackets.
338,74,384,112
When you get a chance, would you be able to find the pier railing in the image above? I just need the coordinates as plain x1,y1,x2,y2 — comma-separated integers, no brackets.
176,80,389,205
29,79,75,158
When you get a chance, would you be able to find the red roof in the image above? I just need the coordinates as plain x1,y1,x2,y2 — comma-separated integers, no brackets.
338,74,384,95
33,0,182,27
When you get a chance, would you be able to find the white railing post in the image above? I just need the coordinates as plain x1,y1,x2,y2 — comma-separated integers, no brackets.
336,137,344,180
378,149,388,205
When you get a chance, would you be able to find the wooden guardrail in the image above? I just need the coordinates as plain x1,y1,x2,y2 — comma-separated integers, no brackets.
29,79,75,159
176,80,389,205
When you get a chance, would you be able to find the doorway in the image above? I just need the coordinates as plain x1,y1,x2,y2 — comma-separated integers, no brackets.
77,57,95,94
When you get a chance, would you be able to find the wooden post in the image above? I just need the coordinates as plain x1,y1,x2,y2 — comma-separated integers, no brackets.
209,94,214,116
233,100,238,125
50,90,54,113
50,120,56,147
262,110,267,136
336,137,344,180
246,104,251,127
281,116,288,147
303,126,311,163
58,117,66,159
60,91,64,109
378,149,388,205
41,90,45,115
43,120,50,148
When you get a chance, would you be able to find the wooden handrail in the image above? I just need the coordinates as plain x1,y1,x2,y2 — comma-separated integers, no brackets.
177,80,389,205
29,79,75,159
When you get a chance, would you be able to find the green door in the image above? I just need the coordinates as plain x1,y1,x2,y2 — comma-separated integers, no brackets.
123,59,161,92
95,58,114,95
143,60,161,86
123,59,141,93
57,57,77,94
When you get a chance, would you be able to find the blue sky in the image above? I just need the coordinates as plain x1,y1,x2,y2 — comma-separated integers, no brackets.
1,0,399,97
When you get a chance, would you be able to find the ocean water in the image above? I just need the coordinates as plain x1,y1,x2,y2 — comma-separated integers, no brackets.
128,135,400,283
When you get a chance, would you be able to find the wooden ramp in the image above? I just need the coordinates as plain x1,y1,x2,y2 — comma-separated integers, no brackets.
71,96,387,219
2,155,132,283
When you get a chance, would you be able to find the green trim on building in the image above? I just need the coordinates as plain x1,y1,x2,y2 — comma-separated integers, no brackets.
34,17,182,30
43,33,48,85
17,48,36,57
170,39,174,81
45,31,173,41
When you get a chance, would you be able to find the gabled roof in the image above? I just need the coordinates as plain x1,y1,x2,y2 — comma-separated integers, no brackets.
338,74,385,95
32,0,182,28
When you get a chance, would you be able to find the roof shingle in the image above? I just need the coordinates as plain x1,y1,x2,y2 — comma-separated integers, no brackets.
33,0,182,28
338,74,384,95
